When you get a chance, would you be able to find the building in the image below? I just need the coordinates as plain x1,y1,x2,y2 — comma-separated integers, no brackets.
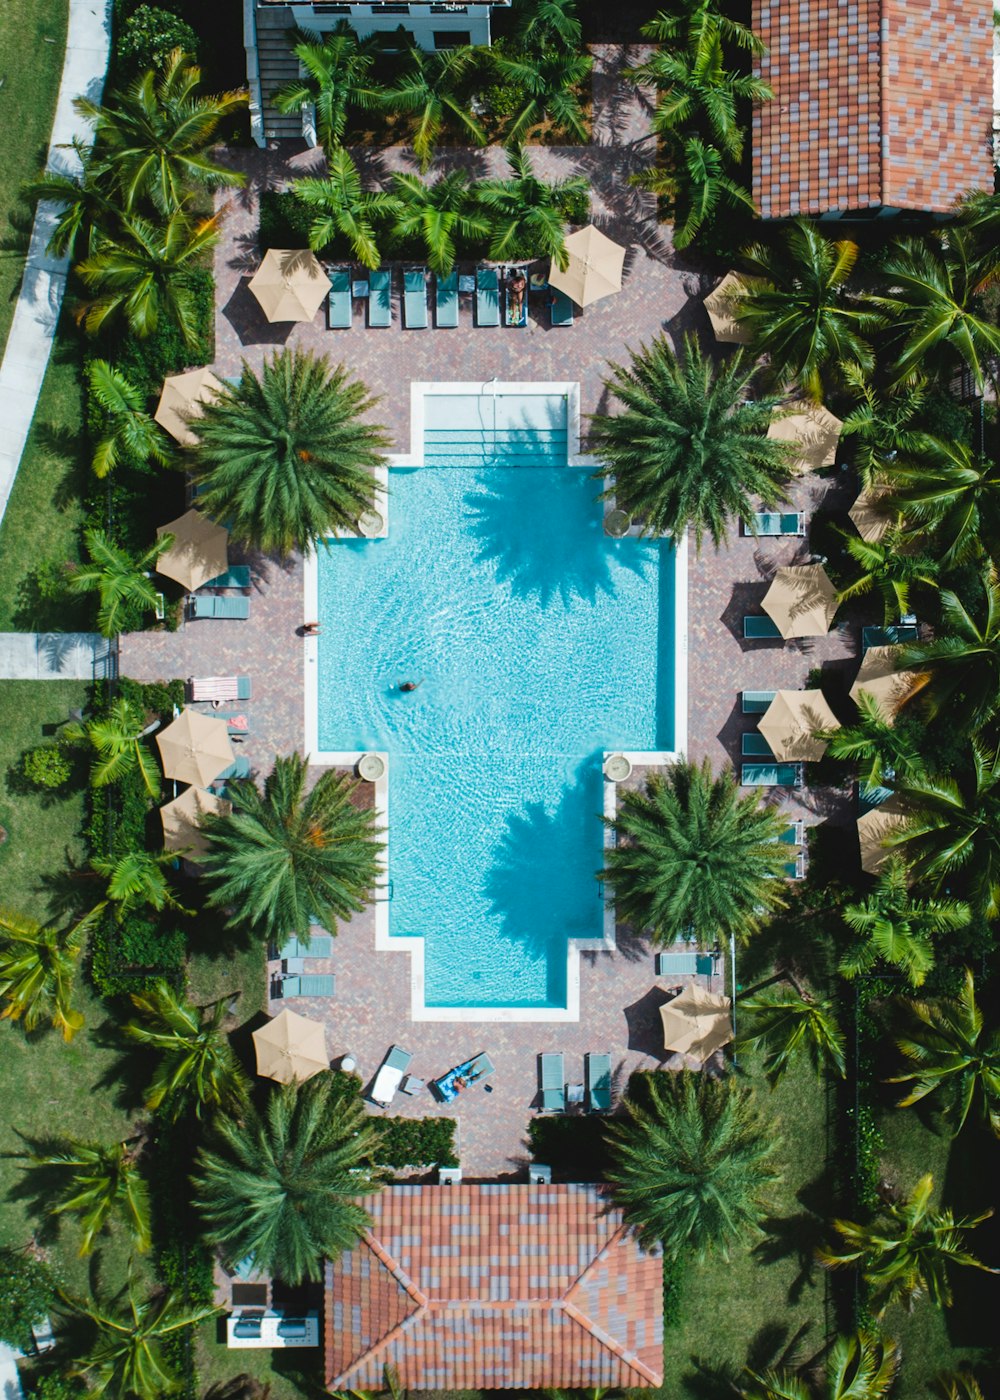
751,0,995,220
323,1183,664,1391
245,0,511,146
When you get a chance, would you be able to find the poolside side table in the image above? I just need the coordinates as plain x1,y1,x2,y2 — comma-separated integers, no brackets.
458,274,476,294
567,1083,585,1106
352,280,370,299
282,957,306,974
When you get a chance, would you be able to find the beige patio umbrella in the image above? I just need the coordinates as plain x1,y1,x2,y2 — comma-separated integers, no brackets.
857,796,910,875
252,1009,329,1085
767,400,844,474
759,689,840,762
849,485,894,543
703,271,758,344
249,249,332,323
155,707,234,787
156,509,229,593
850,646,924,724
659,984,732,1062
548,225,625,308
160,785,231,861
154,367,223,447
762,563,839,639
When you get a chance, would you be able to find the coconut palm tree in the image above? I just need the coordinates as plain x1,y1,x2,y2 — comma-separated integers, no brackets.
606,1073,780,1259
87,360,172,479
18,1137,151,1255
933,1374,986,1400
738,987,846,1083
193,1072,386,1284
600,758,792,945
891,439,1000,570
0,907,93,1041
640,134,755,251
64,528,172,639
839,365,928,487
290,150,399,269
388,170,488,278
490,45,593,145
737,222,884,400
818,1172,997,1313
475,145,586,269
641,1,764,54
823,691,923,790
64,694,161,797
888,969,1000,1136
588,335,791,550
22,139,124,259
123,981,249,1121
514,0,583,48
835,527,938,627
898,569,1000,731
839,859,971,988
739,1331,899,1400
89,850,192,924
190,350,388,558
201,751,383,943
378,44,486,171
273,23,381,157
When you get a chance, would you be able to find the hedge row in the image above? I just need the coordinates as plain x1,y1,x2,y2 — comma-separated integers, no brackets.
378,1114,459,1169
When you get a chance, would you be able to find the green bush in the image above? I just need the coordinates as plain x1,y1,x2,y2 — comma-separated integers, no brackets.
116,5,199,74
527,1114,611,1181
21,1374,87,1400
259,190,315,253
111,269,215,399
0,1249,55,1350
662,1251,684,1331
21,745,73,791
378,1115,459,1169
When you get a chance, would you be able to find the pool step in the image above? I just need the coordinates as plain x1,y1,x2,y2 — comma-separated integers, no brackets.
424,427,570,466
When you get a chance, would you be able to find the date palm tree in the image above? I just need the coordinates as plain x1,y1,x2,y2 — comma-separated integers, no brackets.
64,694,161,797
193,1072,386,1284
640,134,755,251
388,170,488,278
818,1172,997,1313
888,969,1000,1136
87,360,172,479
89,850,192,924
490,46,593,145
201,752,384,943
588,335,791,550
738,986,846,1083
64,528,172,639
892,439,1000,570
274,23,381,157
835,527,938,626
840,859,971,988
190,350,388,558
18,1137,151,1255
0,907,93,1041
739,1331,899,1400
600,758,792,945
606,1072,780,1259
475,145,586,269
898,569,1000,732
823,691,923,790
738,222,884,400
290,149,399,269
123,981,249,1121
379,44,486,172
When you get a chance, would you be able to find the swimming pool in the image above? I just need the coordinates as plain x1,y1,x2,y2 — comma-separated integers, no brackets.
309,385,683,1020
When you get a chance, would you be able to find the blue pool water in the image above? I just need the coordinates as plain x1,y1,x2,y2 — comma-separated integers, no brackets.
317,392,674,1010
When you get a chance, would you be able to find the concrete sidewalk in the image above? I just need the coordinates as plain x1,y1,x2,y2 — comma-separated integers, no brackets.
0,633,113,680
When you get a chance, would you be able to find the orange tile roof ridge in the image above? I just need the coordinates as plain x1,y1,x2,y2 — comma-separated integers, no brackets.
362,1229,430,1310
330,1309,427,1389
561,1299,662,1387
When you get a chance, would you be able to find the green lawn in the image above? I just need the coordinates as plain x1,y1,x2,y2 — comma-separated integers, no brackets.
0,0,69,357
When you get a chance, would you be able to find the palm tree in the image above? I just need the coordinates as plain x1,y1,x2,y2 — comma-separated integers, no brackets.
23,138,124,259
640,134,755,251
515,0,584,48
201,751,384,943
123,981,249,1121
888,969,1000,1136
64,527,172,638
835,527,938,626
379,44,486,171
605,1072,780,1259
190,350,388,558
588,335,791,550
738,986,846,1083
818,1172,997,1313
739,1331,899,1400
87,360,172,479
388,170,488,278
892,438,1000,569
641,1,764,55
823,691,923,790
738,222,884,400
898,568,1000,732
490,46,593,145
839,365,928,487
475,145,586,269
290,150,399,268
840,859,971,988
19,1137,151,1255
89,850,192,924
600,758,792,945
0,907,92,1040
274,23,381,157
65,694,161,797
871,232,1000,390
933,1374,985,1400
65,1273,220,1400
193,1072,386,1284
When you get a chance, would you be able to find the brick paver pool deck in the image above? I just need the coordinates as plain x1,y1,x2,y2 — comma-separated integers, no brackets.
121,45,861,1176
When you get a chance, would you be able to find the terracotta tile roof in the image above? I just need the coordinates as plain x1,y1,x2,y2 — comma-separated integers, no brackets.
751,0,994,217
324,1184,664,1390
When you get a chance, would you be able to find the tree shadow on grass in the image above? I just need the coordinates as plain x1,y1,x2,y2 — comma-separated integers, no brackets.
754,1210,826,1307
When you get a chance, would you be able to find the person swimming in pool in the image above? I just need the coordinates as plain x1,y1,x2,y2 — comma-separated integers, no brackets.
398,680,422,692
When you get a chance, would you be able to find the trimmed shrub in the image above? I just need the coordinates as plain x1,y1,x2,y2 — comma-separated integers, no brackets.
378,1116,459,1169
116,5,199,73
111,268,215,400
527,1114,611,1182
662,1251,684,1331
0,1249,55,1351
258,190,315,253
21,745,72,791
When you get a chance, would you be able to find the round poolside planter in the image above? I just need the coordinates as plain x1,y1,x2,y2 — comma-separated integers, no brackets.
358,509,385,538
358,753,386,782
605,509,631,538
603,753,632,782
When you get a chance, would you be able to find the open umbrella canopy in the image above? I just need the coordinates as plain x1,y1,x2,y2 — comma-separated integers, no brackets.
155,707,234,787
249,249,332,323
702,271,760,344
762,563,839,638
548,225,625,308
850,645,924,724
156,509,229,592
659,983,732,1062
253,1009,329,1084
160,785,231,860
759,689,840,762
849,485,894,542
857,796,910,875
767,400,843,474
154,367,223,447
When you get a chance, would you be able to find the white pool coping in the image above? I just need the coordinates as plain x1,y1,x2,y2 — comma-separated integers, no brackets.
303,382,687,1022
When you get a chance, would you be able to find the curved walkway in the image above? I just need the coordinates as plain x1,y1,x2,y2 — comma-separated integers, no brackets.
0,0,111,528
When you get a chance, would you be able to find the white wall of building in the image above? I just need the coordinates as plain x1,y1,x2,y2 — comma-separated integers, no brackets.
278,3,505,49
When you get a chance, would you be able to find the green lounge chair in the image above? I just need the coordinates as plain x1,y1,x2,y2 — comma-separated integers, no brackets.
403,268,428,328
211,711,252,738
742,690,776,713
213,755,251,781
862,623,918,652
279,974,335,998
435,270,458,327
743,615,781,639
742,731,774,757
201,565,251,590
276,934,333,960
371,1044,412,1106
191,594,250,620
476,267,500,327
539,1052,564,1112
327,267,352,329
550,288,574,326
778,822,804,879
654,946,716,977
748,511,806,536
369,269,391,328
586,1053,612,1113
466,1051,495,1082
742,761,801,787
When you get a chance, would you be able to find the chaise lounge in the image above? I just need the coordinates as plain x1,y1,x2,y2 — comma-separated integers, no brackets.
550,288,574,326
539,1052,565,1113
435,270,459,327
370,1044,412,1106
368,269,391,328
742,761,802,787
743,615,782,639
200,565,251,590
327,267,352,329
655,944,715,976
476,267,500,327
586,1052,612,1113
741,690,776,713
277,974,335,998
403,268,428,329
188,675,252,703
742,731,775,757
191,594,249,620
745,512,806,537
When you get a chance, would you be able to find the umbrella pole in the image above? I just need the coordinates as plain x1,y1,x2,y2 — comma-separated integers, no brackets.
729,932,738,1063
